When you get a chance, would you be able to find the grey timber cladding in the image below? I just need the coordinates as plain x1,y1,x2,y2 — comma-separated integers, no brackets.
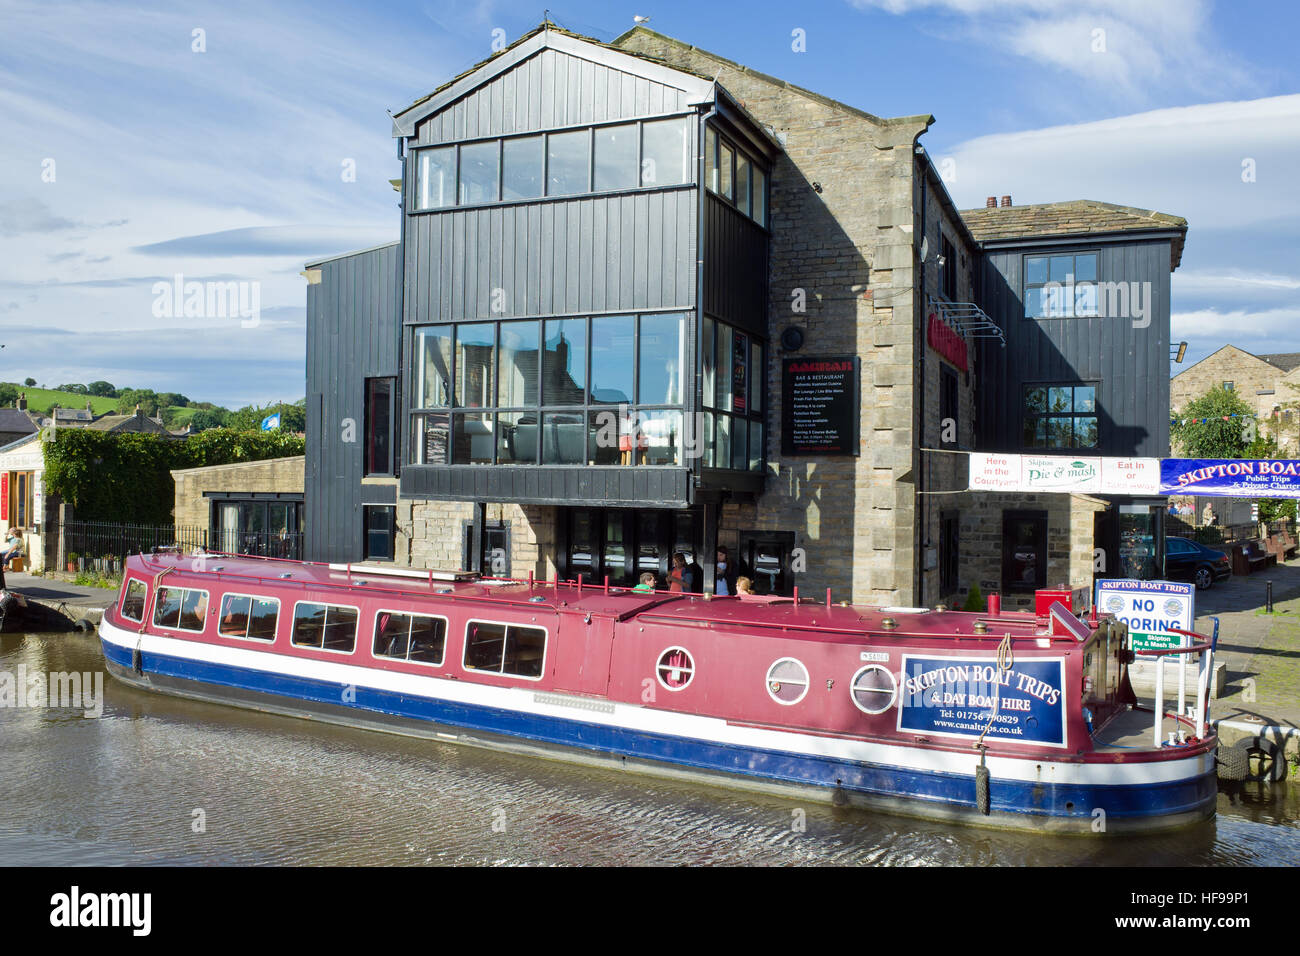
403,191,697,323
305,243,401,563
974,237,1173,458
702,193,768,337
414,48,695,145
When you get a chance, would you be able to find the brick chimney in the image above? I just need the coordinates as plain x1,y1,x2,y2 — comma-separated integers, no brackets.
16,392,26,410
985,196,996,208
1000,195,1012,207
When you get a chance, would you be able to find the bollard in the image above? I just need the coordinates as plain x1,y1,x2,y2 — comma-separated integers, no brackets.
1267,580,1273,614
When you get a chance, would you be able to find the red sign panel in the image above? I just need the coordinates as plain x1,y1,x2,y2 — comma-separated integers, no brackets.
0,472,7,522
927,314,968,372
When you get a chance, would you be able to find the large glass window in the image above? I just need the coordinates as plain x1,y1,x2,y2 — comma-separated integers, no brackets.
638,313,683,405
703,127,766,226
547,129,590,196
502,135,543,200
1024,252,1098,318
417,147,455,210
374,611,446,665
752,166,767,226
542,318,586,404
594,123,637,192
704,127,718,193
498,320,539,407
590,316,635,405
458,141,499,205
641,117,690,187
719,141,734,201
365,378,394,476
455,323,496,408
736,155,751,217
1023,384,1098,449
699,317,766,472
416,326,452,408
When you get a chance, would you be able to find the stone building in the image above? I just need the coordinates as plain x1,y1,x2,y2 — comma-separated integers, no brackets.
302,23,1183,610
171,456,305,558
1170,345,1300,454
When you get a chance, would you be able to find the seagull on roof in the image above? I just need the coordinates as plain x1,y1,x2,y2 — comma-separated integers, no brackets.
634,15,651,23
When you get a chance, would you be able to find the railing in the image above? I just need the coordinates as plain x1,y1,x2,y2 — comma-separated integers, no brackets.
61,521,208,567
1140,619,1219,745
209,529,304,561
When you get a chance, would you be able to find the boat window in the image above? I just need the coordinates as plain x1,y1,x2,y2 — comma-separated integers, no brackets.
292,602,358,654
120,579,146,623
656,646,694,691
153,587,208,632
218,594,280,642
463,620,546,679
850,665,898,715
766,658,809,705
374,611,447,666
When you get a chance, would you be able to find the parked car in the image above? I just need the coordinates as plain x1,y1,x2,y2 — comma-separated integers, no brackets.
1164,536,1231,590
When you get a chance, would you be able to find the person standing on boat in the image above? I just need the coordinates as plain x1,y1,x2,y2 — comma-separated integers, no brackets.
714,547,737,596
668,553,687,592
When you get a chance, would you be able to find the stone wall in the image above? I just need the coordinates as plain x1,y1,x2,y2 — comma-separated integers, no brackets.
618,30,938,604
400,500,559,581
170,456,305,530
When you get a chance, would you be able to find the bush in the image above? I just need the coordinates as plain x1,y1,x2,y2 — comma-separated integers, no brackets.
43,428,305,524
963,582,984,612
1193,526,1224,546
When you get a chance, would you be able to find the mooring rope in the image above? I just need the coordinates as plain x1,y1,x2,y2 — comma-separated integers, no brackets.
974,632,1015,751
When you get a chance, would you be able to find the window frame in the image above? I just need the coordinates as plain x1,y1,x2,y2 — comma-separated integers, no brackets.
372,608,449,667
216,592,281,643
120,577,147,623
765,657,810,706
1023,250,1099,319
655,645,695,692
290,600,361,656
363,505,397,561
1021,382,1099,451
461,618,549,682
364,377,396,477
849,664,898,715
152,585,210,634
940,364,959,447
939,511,960,595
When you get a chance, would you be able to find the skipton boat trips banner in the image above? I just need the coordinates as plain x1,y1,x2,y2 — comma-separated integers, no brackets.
1094,579,1194,652
897,656,1067,747
967,454,1161,495
1159,459,1300,498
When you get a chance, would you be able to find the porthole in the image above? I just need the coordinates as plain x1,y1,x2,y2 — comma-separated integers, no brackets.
656,646,695,691
850,664,898,715
766,657,809,705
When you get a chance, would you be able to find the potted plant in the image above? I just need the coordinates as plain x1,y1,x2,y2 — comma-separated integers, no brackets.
66,552,79,573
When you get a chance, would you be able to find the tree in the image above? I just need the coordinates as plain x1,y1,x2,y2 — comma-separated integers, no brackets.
157,392,189,408
188,408,230,432
1170,387,1258,458
0,384,18,407
57,383,88,394
23,377,36,387
86,381,117,397
115,388,160,417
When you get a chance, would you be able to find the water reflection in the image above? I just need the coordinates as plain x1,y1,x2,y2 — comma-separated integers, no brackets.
1,631,1296,866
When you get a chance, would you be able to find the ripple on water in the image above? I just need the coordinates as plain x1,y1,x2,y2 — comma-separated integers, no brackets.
2,632,1298,866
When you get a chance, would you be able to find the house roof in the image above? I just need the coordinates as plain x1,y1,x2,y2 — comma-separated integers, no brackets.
86,411,180,436
959,200,1188,270
0,408,38,435
1259,352,1300,372
52,407,95,422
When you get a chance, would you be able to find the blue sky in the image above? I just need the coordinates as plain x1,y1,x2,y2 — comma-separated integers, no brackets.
2,0,1298,408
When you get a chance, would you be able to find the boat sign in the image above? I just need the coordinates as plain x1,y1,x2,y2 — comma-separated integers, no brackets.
1095,579,1194,652
898,656,1067,747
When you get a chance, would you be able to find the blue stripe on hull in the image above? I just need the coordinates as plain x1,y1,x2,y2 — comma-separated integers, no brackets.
102,639,1215,826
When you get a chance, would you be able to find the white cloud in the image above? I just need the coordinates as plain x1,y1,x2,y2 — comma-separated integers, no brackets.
849,0,1254,99
939,94,1300,231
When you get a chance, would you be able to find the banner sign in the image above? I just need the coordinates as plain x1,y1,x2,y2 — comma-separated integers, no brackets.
898,655,1067,747
1160,459,1300,499
968,454,1160,495
926,314,968,371
1095,579,1194,652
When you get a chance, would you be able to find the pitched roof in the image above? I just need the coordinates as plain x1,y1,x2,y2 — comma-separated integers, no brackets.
959,200,1188,270
0,408,38,435
1259,352,1300,372
86,411,180,436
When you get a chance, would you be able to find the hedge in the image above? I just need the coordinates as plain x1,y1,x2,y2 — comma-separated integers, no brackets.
43,428,305,525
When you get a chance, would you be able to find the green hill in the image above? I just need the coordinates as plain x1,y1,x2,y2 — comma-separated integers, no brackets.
2,384,119,416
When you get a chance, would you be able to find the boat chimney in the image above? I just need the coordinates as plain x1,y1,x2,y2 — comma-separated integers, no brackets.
987,593,1001,616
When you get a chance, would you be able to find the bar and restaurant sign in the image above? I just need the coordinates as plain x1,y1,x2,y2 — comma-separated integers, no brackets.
781,356,859,456
968,454,1161,495
1160,459,1300,498
1095,579,1195,652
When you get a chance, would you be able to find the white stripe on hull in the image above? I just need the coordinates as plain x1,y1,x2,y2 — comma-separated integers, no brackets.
99,618,1212,787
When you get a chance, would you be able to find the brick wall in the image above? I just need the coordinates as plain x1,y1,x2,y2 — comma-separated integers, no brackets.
170,456,305,530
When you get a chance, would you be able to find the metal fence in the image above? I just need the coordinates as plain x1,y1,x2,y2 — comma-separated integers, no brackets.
208,529,304,561
60,521,208,567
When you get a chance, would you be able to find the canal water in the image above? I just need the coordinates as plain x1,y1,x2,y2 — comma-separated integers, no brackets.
2,630,1296,866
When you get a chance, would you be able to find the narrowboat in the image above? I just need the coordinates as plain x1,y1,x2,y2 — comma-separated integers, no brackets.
98,551,1220,834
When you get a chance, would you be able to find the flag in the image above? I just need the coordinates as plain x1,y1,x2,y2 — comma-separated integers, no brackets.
260,413,281,431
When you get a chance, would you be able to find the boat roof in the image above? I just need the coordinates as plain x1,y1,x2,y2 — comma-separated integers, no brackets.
125,552,1075,646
